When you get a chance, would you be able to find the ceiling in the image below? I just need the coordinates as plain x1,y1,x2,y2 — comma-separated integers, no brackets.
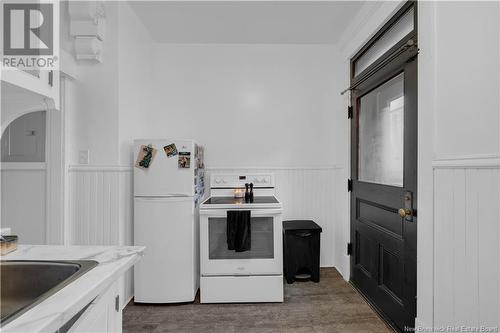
129,1,367,44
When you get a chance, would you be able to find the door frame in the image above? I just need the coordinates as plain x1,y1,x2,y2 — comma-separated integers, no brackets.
348,1,418,331
45,92,64,244
350,1,417,88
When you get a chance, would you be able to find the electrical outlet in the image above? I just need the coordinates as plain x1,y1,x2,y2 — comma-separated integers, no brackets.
79,150,90,165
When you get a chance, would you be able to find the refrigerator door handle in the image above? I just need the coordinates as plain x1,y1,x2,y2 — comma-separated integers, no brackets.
135,194,192,198
134,196,194,203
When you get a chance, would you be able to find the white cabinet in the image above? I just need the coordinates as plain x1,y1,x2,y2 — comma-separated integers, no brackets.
1,68,59,109
68,281,122,333
1,78,57,135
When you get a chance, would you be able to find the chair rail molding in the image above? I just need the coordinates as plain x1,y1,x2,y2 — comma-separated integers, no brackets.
0,162,46,171
432,154,500,169
206,165,342,171
69,165,132,172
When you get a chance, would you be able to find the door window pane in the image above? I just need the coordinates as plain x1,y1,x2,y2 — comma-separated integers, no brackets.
208,216,274,259
358,73,404,187
354,7,414,77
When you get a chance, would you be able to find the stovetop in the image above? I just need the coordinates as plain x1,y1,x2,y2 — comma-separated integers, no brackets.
202,196,279,205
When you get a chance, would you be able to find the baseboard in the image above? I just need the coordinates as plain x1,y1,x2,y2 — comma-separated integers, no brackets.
350,281,399,332
122,295,134,310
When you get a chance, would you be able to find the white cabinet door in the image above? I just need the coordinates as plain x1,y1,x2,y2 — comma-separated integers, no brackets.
68,296,108,333
106,282,122,333
68,281,121,333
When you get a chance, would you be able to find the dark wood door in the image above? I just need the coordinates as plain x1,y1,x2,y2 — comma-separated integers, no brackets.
350,55,417,331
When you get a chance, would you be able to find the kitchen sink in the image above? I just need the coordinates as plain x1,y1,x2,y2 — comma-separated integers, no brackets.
0,260,98,326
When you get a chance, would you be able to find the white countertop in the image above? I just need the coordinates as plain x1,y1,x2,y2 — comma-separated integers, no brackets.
1,245,145,333
0,228,11,235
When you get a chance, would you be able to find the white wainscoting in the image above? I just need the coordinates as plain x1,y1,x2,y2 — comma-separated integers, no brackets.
68,166,133,246
433,157,499,329
68,165,340,303
68,166,339,264
1,163,47,244
208,167,339,267
68,165,133,306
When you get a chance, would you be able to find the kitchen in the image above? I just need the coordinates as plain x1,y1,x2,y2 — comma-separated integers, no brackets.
1,1,499,332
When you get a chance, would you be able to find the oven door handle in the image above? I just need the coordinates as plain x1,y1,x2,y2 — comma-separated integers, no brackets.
200,208,283,216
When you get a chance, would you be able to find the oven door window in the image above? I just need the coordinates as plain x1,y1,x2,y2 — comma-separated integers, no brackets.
208,216,274,259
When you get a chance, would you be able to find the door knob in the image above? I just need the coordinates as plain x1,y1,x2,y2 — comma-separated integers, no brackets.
398,208,412,218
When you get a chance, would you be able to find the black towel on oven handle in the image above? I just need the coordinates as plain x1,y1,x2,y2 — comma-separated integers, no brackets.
227,211,237,250
227,210,251,252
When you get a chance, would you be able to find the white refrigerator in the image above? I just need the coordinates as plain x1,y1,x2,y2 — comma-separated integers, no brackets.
133,139,205,303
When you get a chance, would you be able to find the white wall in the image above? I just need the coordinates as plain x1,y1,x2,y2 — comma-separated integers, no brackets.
113,43,346,266
140,43,344,266
126,43,343,169
64,2,120,166
419,1,500,330
117,3,155,166
433,2,500,158
65,7,347,266
65,1,156,166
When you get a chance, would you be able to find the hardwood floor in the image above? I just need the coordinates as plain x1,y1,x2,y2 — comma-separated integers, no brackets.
123,268,392,333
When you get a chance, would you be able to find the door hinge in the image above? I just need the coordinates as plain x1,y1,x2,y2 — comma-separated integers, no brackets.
348,179,353,192
115,295,120,312
48,70,53,87
348,106,353,119
347,243,353,256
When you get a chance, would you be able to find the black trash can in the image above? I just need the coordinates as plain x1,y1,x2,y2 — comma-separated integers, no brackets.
283,220,322,284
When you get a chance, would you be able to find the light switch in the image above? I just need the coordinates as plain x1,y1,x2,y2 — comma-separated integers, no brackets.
79,150,90,164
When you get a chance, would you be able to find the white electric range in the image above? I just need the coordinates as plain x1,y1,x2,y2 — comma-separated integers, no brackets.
199,173,284,303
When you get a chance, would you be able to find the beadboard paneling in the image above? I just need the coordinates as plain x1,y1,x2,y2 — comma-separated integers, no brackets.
208,167,338,267
70,167,338,266
1,166,46,244
70,170,119,245
434,167,500,328
68,166,134,306
69,165,339,303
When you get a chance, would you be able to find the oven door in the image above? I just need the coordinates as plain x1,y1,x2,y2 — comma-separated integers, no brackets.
200,208,283,276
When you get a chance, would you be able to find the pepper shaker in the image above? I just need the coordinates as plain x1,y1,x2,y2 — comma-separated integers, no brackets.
245,183,250,202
